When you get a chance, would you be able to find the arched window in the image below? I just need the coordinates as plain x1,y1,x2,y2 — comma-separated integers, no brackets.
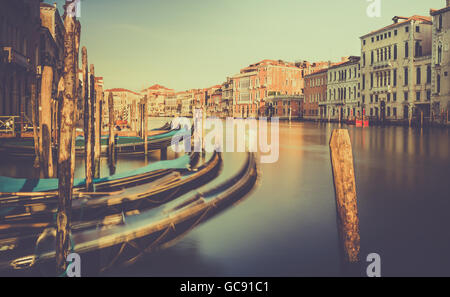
437,74,441,94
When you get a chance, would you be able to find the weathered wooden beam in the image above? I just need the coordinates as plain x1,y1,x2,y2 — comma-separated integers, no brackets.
144,96,148,156
329,129,360,270
94,72,101,179
90,64,96,181
39,66,54,178
82,47,93,192
56,7,77,274
108,91,116,174
30,81,40,168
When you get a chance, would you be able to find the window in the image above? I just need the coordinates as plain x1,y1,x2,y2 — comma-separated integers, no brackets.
371,37,374,43
427,65,431,84
394,29,398,36
387,93,391,102
404,67,409,85
370,73,373,88
370,94,373,103
405,41,409,58
416,26,420,33
416,91,421,101
363,53,366,67
416,67,421,84
404,91,409,101
393,69,397,86
388,32,391,38
387,107,391,117
362,74,365,90
438,15,443,30
371,51,374,65
427,90,431,101
393,107,397,117
393,44,397,60
363,40,366,45
438,43,443,64
362,95,365,103
405,26,409,33
393,92,397,102
415,41,422,57
375,95,379,103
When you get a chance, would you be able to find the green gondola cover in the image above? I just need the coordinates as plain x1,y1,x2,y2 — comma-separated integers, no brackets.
0,154,190,193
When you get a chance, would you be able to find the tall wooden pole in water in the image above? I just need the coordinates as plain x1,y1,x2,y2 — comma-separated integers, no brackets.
89,65,96,180
30,81,40,168
329,129,360,273
108,92,115,172
70,20,81,186
143,96,148,156
56,4,77,274
82,47,93,191
92,65,101,179
39,66,54,177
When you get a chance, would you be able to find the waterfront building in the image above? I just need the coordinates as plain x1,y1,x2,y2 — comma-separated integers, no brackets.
430,1,450,125
221,78,234,118
231,60,305,118
304,68,328,120
0,0,42,127
326,56,361,121
164,94,178,116
264,95,304,119
205,85,222,117
177,90,195,117
360,15,433,123
104,88,140,125
141,84,175,116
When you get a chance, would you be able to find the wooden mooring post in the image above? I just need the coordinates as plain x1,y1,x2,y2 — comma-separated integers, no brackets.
89,64,96,183
108,91,116,174
39,65,54,178
93,66,101,179
329,129,361,275
143,96,148,157
56,4,78,275
30,81,40,168
82,47,93,192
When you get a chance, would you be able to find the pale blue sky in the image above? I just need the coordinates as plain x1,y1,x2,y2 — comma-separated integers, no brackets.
48,0,446,92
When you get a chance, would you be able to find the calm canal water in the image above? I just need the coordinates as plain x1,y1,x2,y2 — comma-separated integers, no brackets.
0,118,449,276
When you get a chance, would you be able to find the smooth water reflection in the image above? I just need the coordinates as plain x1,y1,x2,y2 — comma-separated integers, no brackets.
0,118,449,276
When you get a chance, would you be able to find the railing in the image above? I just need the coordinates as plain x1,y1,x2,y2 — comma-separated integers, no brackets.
0,115,34,135
0,116,19,134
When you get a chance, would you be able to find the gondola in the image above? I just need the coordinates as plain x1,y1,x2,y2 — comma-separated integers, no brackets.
0,126,190,157
0,151,222,232
0,152,257,275
0,152,199,198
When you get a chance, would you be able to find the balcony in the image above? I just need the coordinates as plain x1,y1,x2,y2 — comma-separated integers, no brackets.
2,47,31,70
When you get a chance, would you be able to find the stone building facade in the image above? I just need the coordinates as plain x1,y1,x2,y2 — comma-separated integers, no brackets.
430,1,450,125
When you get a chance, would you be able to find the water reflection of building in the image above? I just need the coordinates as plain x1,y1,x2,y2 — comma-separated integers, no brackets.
430,1,450,125
360,15,433,122
0,0,41,122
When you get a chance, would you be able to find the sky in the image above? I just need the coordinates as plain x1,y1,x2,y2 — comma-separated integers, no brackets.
48,0,446,92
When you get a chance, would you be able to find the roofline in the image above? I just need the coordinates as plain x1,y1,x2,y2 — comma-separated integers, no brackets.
430,6,450,16
360,15,432,39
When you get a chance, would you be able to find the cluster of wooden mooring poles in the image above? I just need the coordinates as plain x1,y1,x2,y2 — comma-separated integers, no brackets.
25,1,120,274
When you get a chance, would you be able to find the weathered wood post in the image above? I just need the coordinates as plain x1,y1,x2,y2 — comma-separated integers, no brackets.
30,81,40,168
39,66,54,177
56,4,77,274
70,20,81,187
143,96,149,156
82,47,93,191
329,129,360,274
108,92,116,173
93,68,101,179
